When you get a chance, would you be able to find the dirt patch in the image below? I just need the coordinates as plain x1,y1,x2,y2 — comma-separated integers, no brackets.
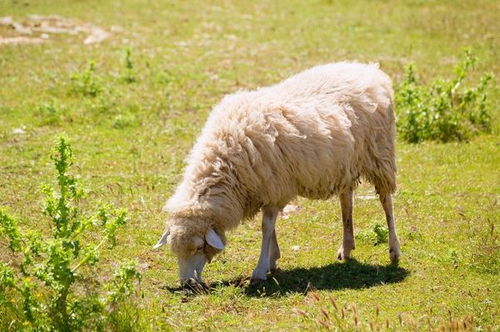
0,36,45,45
0,15,111,45
281,204,300,219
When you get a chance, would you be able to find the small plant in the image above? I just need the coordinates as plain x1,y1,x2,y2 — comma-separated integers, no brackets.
373,223,389,245
38,101,66,126
121,48,137,83
356,223,389,246
396,50,494,143
71,60,103,97
0,138,140,331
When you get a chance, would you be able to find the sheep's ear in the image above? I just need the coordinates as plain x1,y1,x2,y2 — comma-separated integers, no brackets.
205,228,224,251
153,229,170,249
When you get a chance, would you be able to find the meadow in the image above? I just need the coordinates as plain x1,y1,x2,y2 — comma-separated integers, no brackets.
0,0,498,330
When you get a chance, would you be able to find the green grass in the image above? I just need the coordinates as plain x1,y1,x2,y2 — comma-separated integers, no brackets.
0,0,498,330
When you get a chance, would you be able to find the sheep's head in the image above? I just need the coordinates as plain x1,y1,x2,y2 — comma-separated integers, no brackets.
153,217,225,285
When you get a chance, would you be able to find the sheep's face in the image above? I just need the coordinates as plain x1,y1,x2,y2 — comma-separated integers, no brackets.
154,222,225,285
175,235,208,284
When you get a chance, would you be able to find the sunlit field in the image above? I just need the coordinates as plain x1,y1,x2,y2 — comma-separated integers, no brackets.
1,0,498,330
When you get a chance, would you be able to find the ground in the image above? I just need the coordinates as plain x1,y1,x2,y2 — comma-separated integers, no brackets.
0,0,498,330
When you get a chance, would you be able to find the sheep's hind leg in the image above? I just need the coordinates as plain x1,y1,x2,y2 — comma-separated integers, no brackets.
251,207,279,282
379,192,401,263
337,189,355,260
269,229,280,272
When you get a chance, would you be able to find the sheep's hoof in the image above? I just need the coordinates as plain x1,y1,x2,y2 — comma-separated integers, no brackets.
269,260,279,272
270,267,281,273
250,277,266,285
181,279,209,293
251,268,268,282
337,246,353,261
389,247,401,264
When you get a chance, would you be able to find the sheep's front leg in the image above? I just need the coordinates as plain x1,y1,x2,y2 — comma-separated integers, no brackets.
337,189,355,260
379,193,401,263
251,207,279,281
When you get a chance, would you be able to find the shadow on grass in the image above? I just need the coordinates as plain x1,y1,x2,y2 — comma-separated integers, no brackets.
228,259,409,297
164,259,409,297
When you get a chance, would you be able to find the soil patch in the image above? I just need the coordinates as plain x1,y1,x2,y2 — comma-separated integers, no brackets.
0,15,111,45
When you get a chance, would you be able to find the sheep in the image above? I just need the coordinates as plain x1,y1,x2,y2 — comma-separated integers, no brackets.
154,61,401,284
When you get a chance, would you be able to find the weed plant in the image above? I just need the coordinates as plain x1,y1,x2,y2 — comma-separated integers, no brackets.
122,48,137,83
295,292,476,331
0,138,140,331
396,50,494,143
356,223,389,246
71,61,103,97
38,101,66,126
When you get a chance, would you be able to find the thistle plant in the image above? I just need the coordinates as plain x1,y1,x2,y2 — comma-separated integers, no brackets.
0,137,140,331
396,49,494,143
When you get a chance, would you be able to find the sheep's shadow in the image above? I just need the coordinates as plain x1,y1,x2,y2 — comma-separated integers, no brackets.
163,259,409,297
211,259,409,297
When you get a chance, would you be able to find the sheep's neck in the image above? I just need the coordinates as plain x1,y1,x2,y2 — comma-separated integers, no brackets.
195,174,247,230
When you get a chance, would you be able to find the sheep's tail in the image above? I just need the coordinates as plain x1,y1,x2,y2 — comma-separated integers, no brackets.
153,230,170,249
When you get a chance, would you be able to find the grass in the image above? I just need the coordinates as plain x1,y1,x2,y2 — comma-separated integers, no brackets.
0,0,498,330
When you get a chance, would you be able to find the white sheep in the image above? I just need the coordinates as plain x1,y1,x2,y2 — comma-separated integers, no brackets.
154,62,401,284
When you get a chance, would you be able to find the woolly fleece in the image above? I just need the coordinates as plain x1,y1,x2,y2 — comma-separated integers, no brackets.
164,62,396,257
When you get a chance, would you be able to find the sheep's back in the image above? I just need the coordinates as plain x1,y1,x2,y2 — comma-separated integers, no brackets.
233,62,395,205
177,62,395,220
